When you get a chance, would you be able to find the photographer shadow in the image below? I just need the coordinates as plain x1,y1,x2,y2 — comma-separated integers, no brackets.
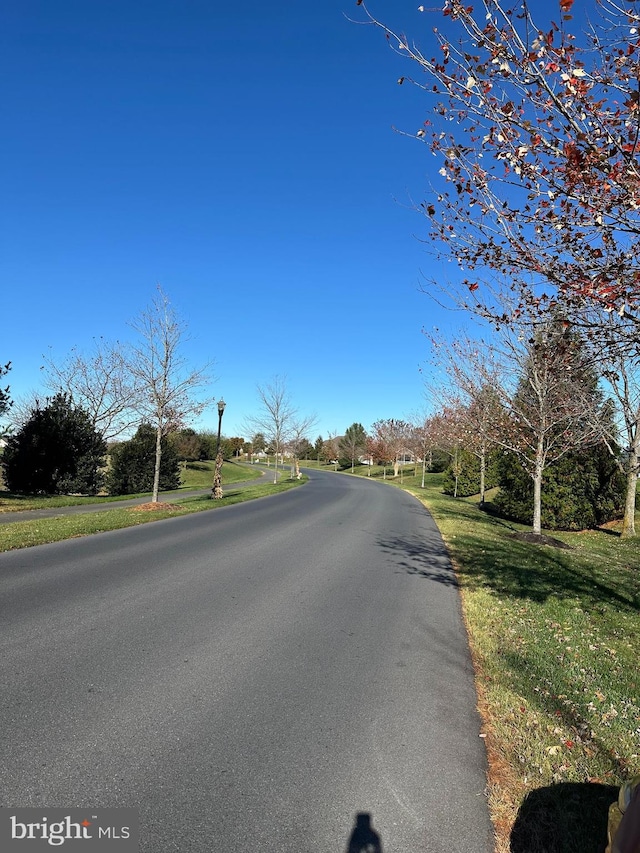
346,812,383,853
510,782,617,852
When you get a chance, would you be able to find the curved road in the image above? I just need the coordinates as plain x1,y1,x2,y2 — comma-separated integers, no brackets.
0,469,493,852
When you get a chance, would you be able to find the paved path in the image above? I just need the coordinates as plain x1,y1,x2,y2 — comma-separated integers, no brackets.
0,467,274,524
0,468,493,852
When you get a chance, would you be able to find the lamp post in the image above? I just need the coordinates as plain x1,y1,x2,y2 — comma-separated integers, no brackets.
211,398,226,500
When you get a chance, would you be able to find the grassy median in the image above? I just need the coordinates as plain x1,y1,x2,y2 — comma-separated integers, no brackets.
0,459,258,511
0,464,306,553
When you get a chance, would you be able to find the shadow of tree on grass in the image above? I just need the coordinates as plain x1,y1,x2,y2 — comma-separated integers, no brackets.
511,782,616,853
450,526,639,612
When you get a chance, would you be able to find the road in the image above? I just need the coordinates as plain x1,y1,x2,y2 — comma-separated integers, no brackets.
0,469,493,852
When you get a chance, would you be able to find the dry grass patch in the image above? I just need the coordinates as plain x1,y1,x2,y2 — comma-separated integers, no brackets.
130,502,185,512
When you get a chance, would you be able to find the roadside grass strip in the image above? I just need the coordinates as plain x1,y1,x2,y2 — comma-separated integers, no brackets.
349,468,640,853
0,478,306,553
0,460,259,512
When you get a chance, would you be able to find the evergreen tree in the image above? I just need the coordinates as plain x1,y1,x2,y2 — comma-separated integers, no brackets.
494,444,625,531
2,393,106,494
493,326,625,529
443,449,500,499
339,423,367,471
107,423,181,495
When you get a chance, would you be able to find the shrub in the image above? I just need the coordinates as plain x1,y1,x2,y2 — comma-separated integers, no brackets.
493,444,626,530
443,449,500,498
107,424,181,495
2,393,106,495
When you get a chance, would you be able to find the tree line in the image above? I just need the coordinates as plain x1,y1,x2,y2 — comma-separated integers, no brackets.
0,343,630,535
353,0,640,538
1,287,213,501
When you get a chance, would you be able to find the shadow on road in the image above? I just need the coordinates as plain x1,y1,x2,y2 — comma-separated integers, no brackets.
345,812,383,853
510,782,616,853
376,532,458,587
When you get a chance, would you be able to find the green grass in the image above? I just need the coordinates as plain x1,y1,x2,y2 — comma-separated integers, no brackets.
0,475,307,553
0,460,258,511
345,468,640,853
179,459,259,488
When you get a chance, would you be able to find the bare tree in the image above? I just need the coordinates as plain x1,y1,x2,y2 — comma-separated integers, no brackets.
127,287,213,502
323,432,340,471
426,372,503,504
246,376,297,484
430,404,468,498
6,392,35,432
41,339,139,441
430,320,608,534
406,415,438,488
587,312,640,537
288,414,319,479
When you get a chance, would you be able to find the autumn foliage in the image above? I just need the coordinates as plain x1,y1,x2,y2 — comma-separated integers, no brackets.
363,0,640,318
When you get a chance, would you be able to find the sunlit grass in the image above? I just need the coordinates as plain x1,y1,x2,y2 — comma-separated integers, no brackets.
0,476,306,553
0,460,258,511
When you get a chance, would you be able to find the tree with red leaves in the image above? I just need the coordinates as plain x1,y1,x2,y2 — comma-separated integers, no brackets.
360,0,640,534
370,418,409,479
360,0,640,319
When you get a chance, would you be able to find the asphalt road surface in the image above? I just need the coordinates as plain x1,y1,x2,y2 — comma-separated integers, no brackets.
0,469,494,852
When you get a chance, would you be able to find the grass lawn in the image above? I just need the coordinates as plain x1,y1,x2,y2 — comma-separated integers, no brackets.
0,473,306,553
343,465,640,853
0,460,257,511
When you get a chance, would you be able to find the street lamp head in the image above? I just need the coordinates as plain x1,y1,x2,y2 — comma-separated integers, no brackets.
218,399,226,415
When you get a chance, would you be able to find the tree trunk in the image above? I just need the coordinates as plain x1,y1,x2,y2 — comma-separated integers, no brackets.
421,455,426,489
621,465,637,538
453,448,459,498
479,451,486,505
152,424,162,503
532,453,543,535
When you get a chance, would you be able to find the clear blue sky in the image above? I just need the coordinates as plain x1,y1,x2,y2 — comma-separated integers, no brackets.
0,0,562,440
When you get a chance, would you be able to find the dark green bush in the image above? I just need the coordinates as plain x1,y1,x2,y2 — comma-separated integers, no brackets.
2,393,106,495
443,449,500,498
493,445,626,530
429,449,451,474
107,424,181,495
